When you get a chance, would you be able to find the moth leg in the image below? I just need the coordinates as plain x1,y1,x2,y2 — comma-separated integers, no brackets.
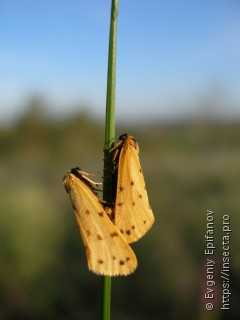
78,170,102,177
74,169,102,186
109,138,123,153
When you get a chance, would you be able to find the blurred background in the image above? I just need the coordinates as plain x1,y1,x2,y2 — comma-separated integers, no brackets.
0,0,239,319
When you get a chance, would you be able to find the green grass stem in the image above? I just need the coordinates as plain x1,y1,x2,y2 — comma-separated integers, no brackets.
101,1,119,320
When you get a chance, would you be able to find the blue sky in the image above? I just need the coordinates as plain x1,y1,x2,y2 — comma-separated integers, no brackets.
0,0,239,122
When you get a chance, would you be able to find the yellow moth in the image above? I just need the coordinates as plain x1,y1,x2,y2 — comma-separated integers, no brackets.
110,134,155,243
63,168,137,276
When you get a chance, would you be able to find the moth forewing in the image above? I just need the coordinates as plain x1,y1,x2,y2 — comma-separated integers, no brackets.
112,134,155,243
63,170,137,276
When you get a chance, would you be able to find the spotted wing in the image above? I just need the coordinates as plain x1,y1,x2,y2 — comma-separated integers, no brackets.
63,172,137,276
114,144,155,243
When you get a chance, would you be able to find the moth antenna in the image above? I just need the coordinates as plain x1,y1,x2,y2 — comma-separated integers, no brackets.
102,173,114,180
102,165,112,171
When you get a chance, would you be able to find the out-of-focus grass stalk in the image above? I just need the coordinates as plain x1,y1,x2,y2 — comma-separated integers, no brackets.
101,1,119,320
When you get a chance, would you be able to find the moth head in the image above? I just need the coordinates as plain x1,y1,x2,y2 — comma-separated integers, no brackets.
71,167,88,181
119,133,128,141
118,134,138,153
71,167,82,175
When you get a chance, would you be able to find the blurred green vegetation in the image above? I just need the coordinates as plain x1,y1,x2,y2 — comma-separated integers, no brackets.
0,100,240,319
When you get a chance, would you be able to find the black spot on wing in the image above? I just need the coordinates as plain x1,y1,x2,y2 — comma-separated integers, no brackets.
97,234,103,240
64,184,71,193
110,232,118,237
117,202,123,207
